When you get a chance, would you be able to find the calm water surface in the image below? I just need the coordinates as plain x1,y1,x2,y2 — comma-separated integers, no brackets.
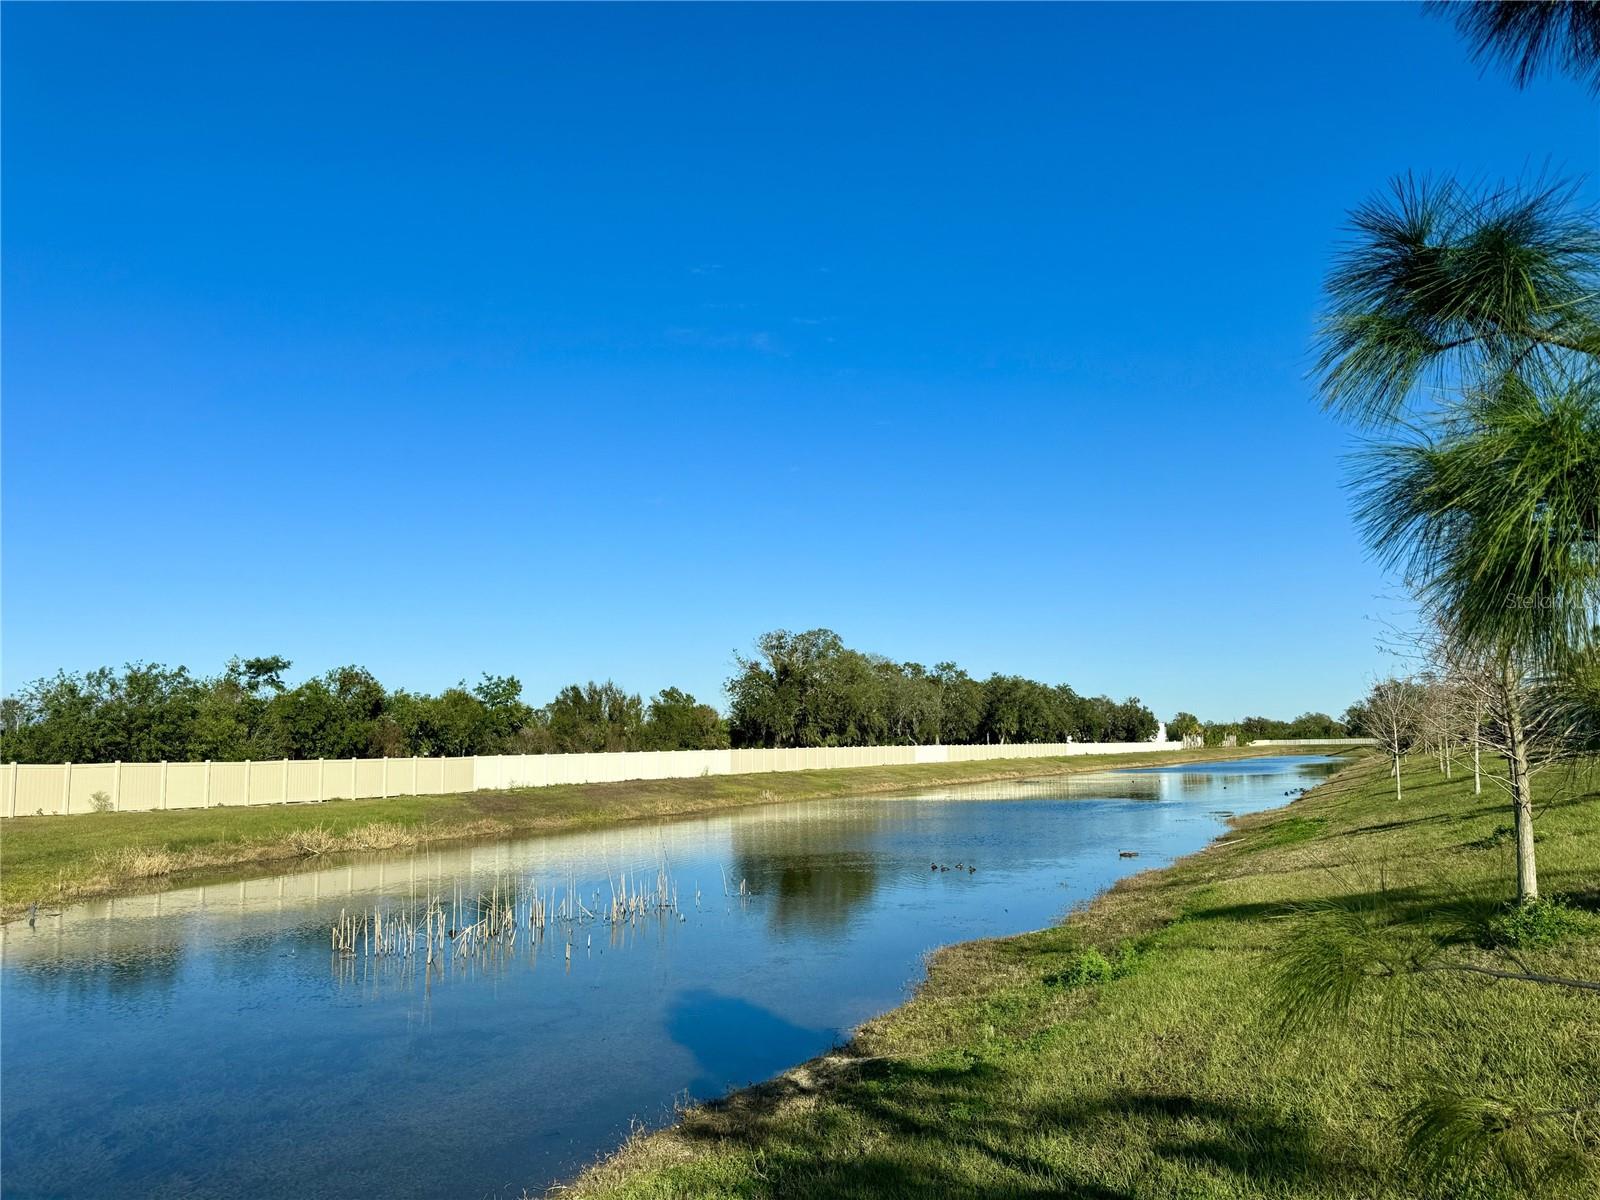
1,756,1340,1199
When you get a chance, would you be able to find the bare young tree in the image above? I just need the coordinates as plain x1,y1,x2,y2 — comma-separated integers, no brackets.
1450,649,1588,902
1470,685,1483,796
1390,613,1588,903
1364,676,1424,803
1413,671,1472,780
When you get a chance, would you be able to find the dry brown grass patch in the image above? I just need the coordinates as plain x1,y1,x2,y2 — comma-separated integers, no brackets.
282,825,339,856
344,822,417,851
88,846,180,880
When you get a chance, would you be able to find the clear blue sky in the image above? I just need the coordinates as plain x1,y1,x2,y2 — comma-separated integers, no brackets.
3,3,1594,722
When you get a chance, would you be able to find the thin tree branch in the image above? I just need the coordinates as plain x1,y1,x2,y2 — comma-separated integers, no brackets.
1414,961,1600,992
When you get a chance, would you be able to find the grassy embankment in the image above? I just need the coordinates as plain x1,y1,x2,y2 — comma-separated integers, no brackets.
0,744,1303,921
566,752,1600,1200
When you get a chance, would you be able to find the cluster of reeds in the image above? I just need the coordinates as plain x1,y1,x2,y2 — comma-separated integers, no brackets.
328,860,692,975
606,865,681,924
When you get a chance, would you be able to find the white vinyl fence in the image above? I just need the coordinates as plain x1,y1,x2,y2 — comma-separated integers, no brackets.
1247,738,1378,747
2,741,1185,818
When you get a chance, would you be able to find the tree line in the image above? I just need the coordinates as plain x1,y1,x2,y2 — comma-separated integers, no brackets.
1166,710,1352,747
0,633,1300,764
1,632,1369,764
725,628,1160,747
0,656,729,764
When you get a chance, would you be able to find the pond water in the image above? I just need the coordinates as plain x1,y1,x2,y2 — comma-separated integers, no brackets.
0,755,1340,1199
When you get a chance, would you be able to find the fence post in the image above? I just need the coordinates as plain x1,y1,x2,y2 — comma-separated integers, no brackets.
381,757,389,800
281,758,289,805
411,755,419,796
160,761,169,811
318,758,326,803
243,759,252,808
351,757,357,800
204,760,213,808
61,762,72,815
7,762,17,818
112,761,122,812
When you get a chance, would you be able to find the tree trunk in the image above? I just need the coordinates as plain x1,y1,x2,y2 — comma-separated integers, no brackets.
1393,751,1402,803
1472,701,1482,796
1500,657,1538,903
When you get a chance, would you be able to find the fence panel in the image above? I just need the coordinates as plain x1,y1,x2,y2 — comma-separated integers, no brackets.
286,760,323,804
354,760,386,799
13,765,51,816
117,764,163,812
208,761,247,807
2,738,1198,818
67,763,117,814
444,757,474,792
166,762,209,810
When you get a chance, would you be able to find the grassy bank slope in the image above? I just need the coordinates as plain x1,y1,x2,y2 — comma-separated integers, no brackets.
568,753,1600,1200
0,745,1299,920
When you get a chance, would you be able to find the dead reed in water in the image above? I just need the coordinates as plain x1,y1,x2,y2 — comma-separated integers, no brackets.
328,860,689,974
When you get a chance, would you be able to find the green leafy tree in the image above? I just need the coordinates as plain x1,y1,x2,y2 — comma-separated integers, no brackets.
727,629,847,748
425,687,497,756
1167,711,1202,742
933,663,985,743
1341,700,1372,737
472,674,534,746
643,688,729,750
1106,696,1159,742
882,661,942,745
234,655,292,695
978,675,1028,744
1286,712,1350,739
541,681,644,753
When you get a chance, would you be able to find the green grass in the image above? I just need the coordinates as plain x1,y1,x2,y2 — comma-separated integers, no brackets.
1241,814,1327,850
565,753,1600,1200
0,744,1303,920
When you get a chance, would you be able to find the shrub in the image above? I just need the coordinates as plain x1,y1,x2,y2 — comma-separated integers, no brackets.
1054,941,1142,988
1064,947,1116,985
1483,897,1592,949
88,790,113,814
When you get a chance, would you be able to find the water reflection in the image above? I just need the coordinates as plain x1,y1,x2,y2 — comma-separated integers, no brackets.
1,756,1339,1200
7,942,187,1004
730,806,892,932
666,990,829,1096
